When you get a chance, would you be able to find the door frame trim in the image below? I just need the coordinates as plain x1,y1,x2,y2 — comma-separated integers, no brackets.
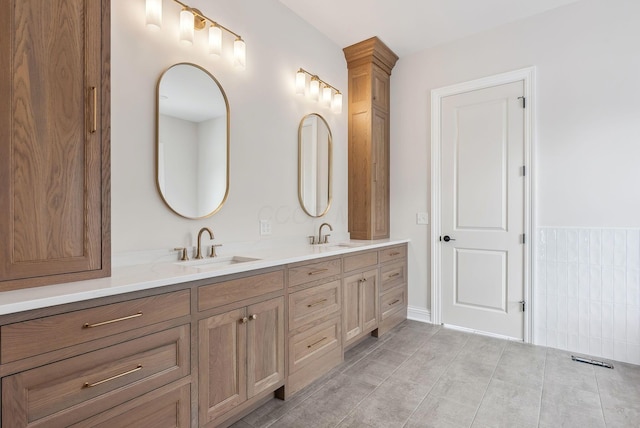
430,67,535,342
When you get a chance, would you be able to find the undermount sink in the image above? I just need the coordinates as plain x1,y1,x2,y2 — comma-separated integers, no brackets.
320,242,365,250
175,255,261,271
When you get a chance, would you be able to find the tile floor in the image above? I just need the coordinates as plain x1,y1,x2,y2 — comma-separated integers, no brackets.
232,321,640,428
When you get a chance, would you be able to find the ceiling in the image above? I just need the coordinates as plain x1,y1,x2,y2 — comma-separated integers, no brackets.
278,0,583,57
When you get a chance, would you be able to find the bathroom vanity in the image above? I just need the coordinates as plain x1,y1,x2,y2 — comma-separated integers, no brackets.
0,240,408,428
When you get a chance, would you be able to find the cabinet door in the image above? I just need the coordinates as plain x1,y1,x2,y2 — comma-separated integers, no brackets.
371,107,390,239
247,297,285,398
199,308,247,425
0,0,110,291
343,273,363,343
361,269,379,333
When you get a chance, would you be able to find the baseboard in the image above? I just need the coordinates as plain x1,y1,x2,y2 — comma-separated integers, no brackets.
407,306,431,323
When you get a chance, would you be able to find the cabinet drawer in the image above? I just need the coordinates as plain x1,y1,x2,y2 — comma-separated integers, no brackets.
289,280,341,331
70,383,191,428
198,270,284,311
288,258,341,288
380,261,406,293
378,245,406,264
1,325,190,428
289,317,340,374
380,286,406,320
343,251,378,273
1,290,190,363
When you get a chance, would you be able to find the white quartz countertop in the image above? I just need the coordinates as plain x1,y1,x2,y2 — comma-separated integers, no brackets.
0,239,409,316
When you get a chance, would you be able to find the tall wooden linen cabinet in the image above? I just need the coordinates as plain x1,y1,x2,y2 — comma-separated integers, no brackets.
0,0,111,291
343,37,398,240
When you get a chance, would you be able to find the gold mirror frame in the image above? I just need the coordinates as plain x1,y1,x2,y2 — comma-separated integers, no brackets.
156,63,230,219
298,113,332,217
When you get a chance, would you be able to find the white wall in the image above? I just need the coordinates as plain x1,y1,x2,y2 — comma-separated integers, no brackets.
111,0,347,253
392,0,640,322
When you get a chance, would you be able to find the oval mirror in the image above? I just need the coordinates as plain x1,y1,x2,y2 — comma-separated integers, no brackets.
298,113,332,217
156,63,229,219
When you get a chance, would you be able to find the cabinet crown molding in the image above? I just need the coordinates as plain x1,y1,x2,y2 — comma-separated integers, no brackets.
343,36,399,74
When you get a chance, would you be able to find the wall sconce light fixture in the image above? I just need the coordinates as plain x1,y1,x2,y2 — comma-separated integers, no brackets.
145,0,246,70
296,68,342,114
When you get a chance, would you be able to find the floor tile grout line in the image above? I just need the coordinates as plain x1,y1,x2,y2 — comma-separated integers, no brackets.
468,339,508,428
331,324,443,427
400,329,469,428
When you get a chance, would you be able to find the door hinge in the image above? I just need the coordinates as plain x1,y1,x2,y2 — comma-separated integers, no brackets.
519,300,526,312
522,165,526,176
521,233,526,244
518,96,526,108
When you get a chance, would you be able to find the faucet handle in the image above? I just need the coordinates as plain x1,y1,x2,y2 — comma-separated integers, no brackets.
308,236,316,245
323,234,331,244
174,247,189,261
209,244,223,258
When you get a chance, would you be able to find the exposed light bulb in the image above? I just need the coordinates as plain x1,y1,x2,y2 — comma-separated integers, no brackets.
146,0,162,29
209,24,222,57
332,92,343,114
179,9,194,45
309,77,320,101
295,70,306,95
233,38,246,70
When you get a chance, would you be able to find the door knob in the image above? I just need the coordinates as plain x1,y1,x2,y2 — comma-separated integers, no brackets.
441,235,456,242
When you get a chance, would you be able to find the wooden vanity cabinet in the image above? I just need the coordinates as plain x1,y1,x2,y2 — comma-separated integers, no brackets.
286,258,343,397
374,245,408,337
343,37,398,240
342,251,380,347
0,0,111,292
0,290,191,428
197,271,285,427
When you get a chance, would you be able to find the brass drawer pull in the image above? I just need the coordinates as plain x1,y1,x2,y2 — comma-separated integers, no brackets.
307,268,329,276
389,251,401,256
389,299,401,305
83,312,143,328
250,314,257,320
307,299,328,308
90,86,97,133
388,272,401,279
84,365,143,388
307,337,327,349
240,317,249,324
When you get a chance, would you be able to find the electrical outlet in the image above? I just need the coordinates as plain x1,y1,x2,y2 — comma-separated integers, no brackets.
416,212,428,225
259,220,272,236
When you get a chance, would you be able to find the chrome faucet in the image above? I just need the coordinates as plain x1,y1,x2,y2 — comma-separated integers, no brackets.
318,222,333,244
196,227,214,259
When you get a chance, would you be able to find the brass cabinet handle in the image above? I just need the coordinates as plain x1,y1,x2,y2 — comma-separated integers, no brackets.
389,251,401,256
250,314,257,320
389,299,401,305
307,299,328,308
307,337,327,349
83,365,142,388
90,86,97,133
240,317,249,324
388,272,401,279
307,268,329,276
358,277,368,283
83,312,142,328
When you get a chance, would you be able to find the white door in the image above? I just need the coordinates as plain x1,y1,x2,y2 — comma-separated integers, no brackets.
440,81,525,339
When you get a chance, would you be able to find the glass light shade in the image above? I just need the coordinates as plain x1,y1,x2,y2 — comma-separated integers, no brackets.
295,71,306,95
322,86,333,105
146,0,162,29
179,9,194,45
309,78,320,101
209,25,222,57
332,92,343,114
233,38,246,70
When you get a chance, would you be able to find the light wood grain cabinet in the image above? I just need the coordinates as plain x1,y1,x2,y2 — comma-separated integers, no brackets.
375,245,409,337
343,269,379,347
0,0,110,292
343,37,398,240
198,297,285,426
